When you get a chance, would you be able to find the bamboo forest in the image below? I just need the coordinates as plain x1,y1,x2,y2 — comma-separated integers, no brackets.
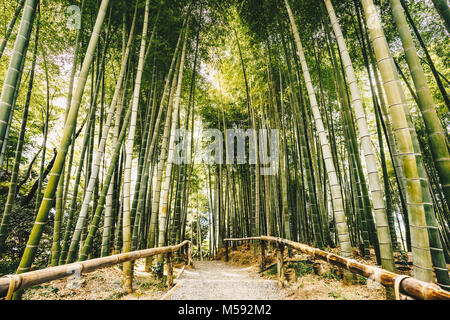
0,0,449,303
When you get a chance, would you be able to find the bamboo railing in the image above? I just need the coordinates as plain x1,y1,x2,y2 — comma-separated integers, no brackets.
224,236,450,300
0,240,192,299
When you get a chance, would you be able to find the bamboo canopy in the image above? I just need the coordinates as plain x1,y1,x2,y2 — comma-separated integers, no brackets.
0,0,448,301
225,237,450,300
0,241,191,299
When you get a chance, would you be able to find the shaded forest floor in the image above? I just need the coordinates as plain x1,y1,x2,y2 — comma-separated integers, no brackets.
214,244,409,300
22,259,182,300
22,243,444,300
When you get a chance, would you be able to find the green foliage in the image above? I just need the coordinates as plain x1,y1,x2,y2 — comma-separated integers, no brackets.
320,270,341,281
328,287,343,299
288,261,314,277
264,261,314,277
358,275,367,285
150,262,164,278
399,250,409,266
105,291,128,300
0,193,53,270
26,284,59,298
265,264,277,276
135,277,167,291
0,260,17,277
0,0,448,295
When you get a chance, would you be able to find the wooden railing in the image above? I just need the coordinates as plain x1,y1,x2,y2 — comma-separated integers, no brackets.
224,236,450,300
0,240,192,299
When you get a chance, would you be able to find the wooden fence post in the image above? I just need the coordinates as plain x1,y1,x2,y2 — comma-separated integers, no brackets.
225,241,229,262
186,242,192,266
166,252,173,287
260,240,266,272
276,242,285,288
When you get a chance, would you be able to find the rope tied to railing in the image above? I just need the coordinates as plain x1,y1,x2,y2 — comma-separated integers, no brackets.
5,275,21,300
394,275,410,300
71,263,84,274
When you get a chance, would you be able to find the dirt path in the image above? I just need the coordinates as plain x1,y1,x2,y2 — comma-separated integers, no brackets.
165,261,286,300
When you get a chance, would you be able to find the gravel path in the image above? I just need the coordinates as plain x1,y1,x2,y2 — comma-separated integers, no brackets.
166,261,285,300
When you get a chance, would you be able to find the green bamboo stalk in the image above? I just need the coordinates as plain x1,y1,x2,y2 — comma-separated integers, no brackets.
34,47,51,216
129,15,159,237
0,15,38,251
285,1,353,285
66,4,136,264
332,42,371,257
78,100,134,262
130,89,154,251
146,26,184,267
0,0,38,160
101,7,128,257
390,0,450,290
14,0,111,291
361,0,434,283
58,102,97,265
431,0,450,33
352,3,399,251
122,0,150,293
324,0,395,272
356,0,412,252
158,21,189,261
60,0,86,225
400,0,450,112
0,0,26,59
51,1,90,265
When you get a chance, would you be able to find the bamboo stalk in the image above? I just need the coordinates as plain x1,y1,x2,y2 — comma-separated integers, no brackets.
0,0,38,156
0,0,26,59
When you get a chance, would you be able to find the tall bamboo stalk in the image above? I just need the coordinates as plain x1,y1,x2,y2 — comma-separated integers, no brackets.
0,0,26,59
146,23,185,270
66,7,135,264
284,1,353,272
15,1,111,296
390,0,450,290
158,21,189,262
122,0,150,293
0,14,39,251
324,0,395,273
431,0,450,33
0,0,37,159
361,0,434,283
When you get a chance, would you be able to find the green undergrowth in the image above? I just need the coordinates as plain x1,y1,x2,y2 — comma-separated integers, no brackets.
25,284,60,299
263,260,368,286
22,269,173,300
135,276,168,291
263,261,314,277
0,260,17,276
289,261,314,277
